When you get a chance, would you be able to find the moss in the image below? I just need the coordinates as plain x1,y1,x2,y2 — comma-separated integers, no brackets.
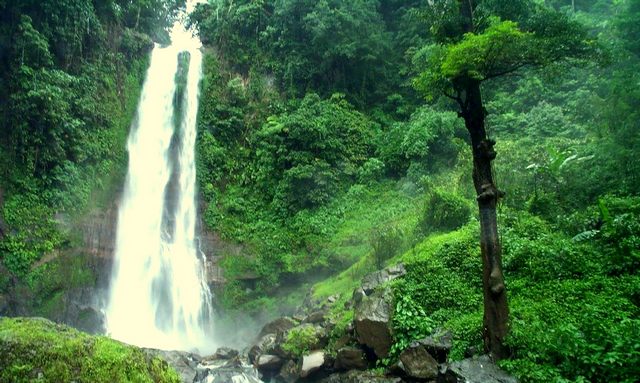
0,317,180,383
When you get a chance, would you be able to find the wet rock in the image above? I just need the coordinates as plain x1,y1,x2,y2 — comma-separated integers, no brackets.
258,317,298,338
354,287,394,359
319,370,402,383
256,354,283,372
277,359,300,383
361,264,406,295
300,350,326,378
414,329,453,363
249,333,276,364
439,355,518,383
352,287,367,305
203,347,239,361
303,310,326,324
195,357,263,383
335,346,368,371
399,342,439,380
144,349,200,383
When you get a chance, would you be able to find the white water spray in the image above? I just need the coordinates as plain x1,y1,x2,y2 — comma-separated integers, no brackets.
106,1,215,353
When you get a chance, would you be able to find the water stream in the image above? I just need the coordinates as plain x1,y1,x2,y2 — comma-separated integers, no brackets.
105,1,215,354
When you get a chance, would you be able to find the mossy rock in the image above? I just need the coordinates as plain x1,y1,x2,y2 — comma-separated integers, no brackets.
0,317,180,383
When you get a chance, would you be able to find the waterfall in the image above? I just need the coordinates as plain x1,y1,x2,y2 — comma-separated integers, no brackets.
105,1,215,354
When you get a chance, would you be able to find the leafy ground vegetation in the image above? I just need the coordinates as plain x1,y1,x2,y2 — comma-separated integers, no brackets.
189,0,640,381
0,317,180,382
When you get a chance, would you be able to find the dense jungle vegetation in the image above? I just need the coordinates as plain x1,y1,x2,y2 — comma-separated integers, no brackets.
0,0,638,382
189,0,639,381
0,0,187,308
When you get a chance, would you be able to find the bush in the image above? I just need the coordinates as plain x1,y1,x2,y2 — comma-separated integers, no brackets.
370,223,404,270
418,189,472,234
357,158,385,185
282,325,320,357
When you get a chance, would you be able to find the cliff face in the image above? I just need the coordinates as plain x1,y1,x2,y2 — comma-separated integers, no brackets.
0,188,231,336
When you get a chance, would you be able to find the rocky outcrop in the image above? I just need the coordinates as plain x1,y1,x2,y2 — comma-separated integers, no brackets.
145,349,200,383
259,316,298,338
399,342,439,379
360,264,406,295
242,264,517,383
439,355,517,383
335,346,368,371
300,350,326,378
354,286,394,359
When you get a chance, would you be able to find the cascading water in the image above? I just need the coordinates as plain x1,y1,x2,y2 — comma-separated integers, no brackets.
105,1,215,353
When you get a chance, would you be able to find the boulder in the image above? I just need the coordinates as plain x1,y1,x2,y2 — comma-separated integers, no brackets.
144,349,200,383
361,264,406,295
258,317,298,338
300,350,326,378
277,359,300,383
256,354,283,372
249,333,276,364
354,287,394,359
413,329,453,363
399,342,439,380
303,310,326,324
335,346,368,370
202,347,239,362
194,357,263,383
439,355,518,383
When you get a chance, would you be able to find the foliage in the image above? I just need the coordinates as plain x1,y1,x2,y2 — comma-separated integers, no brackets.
282,325,320,357
0,317,180,383
377,107,463,176
190,0,397,105
370,223,404,270
0,0,166,283
418,188,472,234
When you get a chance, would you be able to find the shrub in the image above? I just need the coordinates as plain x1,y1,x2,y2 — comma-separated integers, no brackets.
282,325,320,357
370,223,404,270
418,189,472,234
357,158,385,185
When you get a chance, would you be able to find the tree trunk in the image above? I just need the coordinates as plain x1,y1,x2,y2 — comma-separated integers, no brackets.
461,79,510,359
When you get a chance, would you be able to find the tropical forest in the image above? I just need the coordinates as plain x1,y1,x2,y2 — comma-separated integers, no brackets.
0,0,638,382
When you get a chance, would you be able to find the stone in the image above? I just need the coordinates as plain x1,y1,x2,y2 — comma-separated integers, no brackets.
361,264,407,295
352,287,367,304
303,310,326,324
354,287,394,359
439,355,518,383
399,342,439,379
258,317,298,338
256,354,283,372
300,350,326,378
335,346,368,371
144,349,200,383
203,347,239,361
249,334,276,364
277,360,300,383
194,358,263,383
415,329,453,363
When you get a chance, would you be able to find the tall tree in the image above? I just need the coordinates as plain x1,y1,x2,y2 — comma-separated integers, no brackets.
412,0,598,358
